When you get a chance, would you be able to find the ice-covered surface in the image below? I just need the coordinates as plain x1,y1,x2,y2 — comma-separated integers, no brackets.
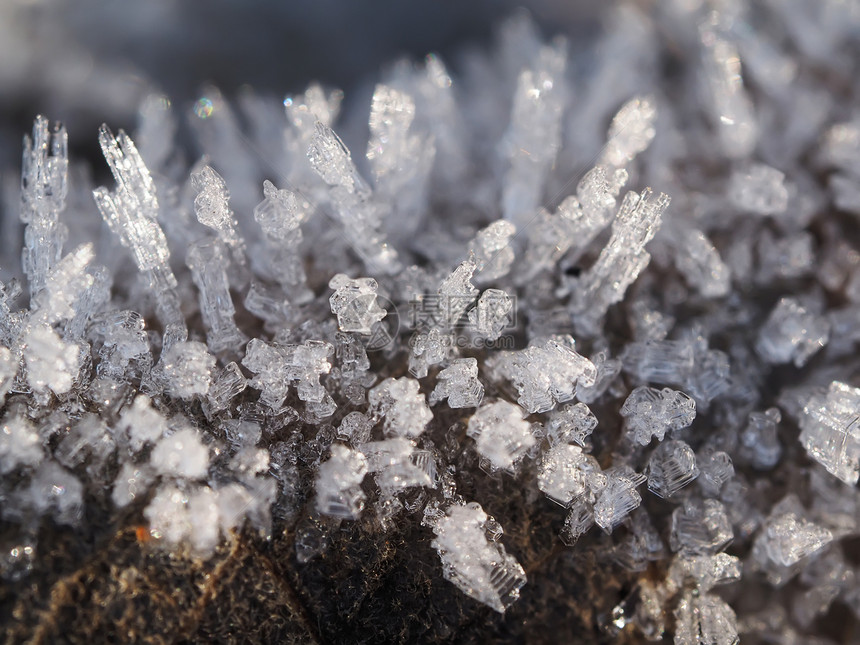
2,2,860,642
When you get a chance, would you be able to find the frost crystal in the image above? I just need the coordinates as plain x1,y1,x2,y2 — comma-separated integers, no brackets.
537,444,605,507
253,180,310,301
670,499,733,556
308,122,400,273
799,381,860,484
429,358,483,408
360,437,433,494
367,377,432,438
328,274,386,334
674,592,739,645
467,400,534,473
467,289,514,341
569,188,669,332
728,163,789,216
116,395,167,453
150,428,209,479
187,239,245,353
23,324,80,397
243,339,334,412
647,440,699,498
93,126,186,342
500,40,566,229
620,386,696,445
764,515,833,568
593,466,646,533
191,165,246,266
600,95,657,170
699,14,757,158
20,116,68,304
488,335,596,414
756,297,829,367
545,402,598,447
437,259,479,329
469,221,516,283
315,444,368,519
161,341,215,399
430,502,526,613
0,415,42,474
521,167,622,282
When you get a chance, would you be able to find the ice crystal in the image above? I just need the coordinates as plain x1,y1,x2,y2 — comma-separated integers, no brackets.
467,400,534,473
328,274,386,334
487,335,596,414
620,386,696,445
315,444,368,519
367,377,432,438
430,502,526,613
799,381,860,485
429,358,483,409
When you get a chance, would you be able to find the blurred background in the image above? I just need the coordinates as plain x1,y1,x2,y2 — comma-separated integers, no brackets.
0,0,603,169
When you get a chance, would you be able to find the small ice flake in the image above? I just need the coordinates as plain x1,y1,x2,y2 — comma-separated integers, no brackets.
728,163,789,216
647,439,699,498
799,381,860,485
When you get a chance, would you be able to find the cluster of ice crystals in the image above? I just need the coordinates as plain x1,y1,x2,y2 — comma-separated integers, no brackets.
150,427,209,479
469,221,517,283
545,402,598,447
5,4,860,637
93,125,185,341
0,415,42,474
161,341,215,399
670,499,733,556
467,400,534,473
328,274,386,334
429,358,483,408
751,499,834,586
429,502,526,613
799,381,860,485
308,122,399,274
674,592,739,645
252,180,310,300
699,13,757,158
488,335,595,414
360,437,433,495
23,324,80,397
620,386,696,445
191,165,245,264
